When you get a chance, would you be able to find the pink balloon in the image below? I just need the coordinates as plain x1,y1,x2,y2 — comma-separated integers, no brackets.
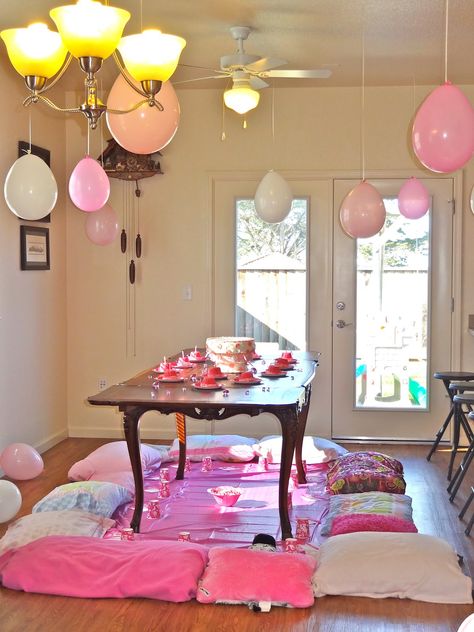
85,203,119,245
412,82,474,173
398,177,430,219
0,443,44,480
340,181,386,238
69,156,110,212
106,75,180,154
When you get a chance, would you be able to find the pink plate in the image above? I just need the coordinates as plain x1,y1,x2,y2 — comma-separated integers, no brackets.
232,378,262,386
157,376,185,383
190,357,207,363
194,383,223,391
261,371,286,378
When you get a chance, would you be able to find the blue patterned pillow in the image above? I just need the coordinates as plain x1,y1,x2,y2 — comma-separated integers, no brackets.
32,481,133,518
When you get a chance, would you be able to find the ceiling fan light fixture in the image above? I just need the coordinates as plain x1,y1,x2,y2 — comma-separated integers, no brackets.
224,85,260,115
118,29,186,83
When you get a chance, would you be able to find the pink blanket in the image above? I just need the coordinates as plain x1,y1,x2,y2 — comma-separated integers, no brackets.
0,536,208,602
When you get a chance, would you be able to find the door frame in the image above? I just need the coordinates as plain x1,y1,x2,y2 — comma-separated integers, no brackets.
207,169,463,442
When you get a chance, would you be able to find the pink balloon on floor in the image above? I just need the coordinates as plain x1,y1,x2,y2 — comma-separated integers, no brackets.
0,443,44,480
85,203,119,245
412,82,474,173
398,177,430,219
340,181,386,238
69,156,110,212
106,75,180,154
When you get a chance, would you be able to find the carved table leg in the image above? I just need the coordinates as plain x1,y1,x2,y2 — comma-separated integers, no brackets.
175,412,187,480
123,407,144,533
295,386,312,485
275,406,299,540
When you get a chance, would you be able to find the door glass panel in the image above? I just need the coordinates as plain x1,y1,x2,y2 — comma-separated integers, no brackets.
355,197,430,409
235,198,308,351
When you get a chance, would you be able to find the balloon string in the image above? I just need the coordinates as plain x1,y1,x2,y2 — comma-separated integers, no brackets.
140,0,143,32
221,94,226,141
28,110,32,151
444,0,449,83
361,23,365,181
99,78,104,166
271,84,275,146
87,123,90,156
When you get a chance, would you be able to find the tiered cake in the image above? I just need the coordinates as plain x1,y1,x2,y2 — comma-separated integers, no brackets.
206,337,256,373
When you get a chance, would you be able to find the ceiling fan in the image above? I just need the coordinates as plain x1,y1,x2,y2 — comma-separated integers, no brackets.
177,26,332,114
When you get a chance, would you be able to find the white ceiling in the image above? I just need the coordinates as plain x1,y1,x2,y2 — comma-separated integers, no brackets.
1,0,474,89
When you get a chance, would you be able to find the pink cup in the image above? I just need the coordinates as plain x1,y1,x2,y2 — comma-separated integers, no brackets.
284,538,298,553
296,518,310,542
120,528,134,541
178,531,191,542
184,456,191,472
163,369,179,379
159,468,170,482
282,352,294,360
148,500,161,519
201,456,213,471
239,371,254,381
160,481,170,498
274,357,290,367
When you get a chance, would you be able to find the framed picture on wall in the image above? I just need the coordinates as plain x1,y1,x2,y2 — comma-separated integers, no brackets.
17,141,52,223
20,226,50,271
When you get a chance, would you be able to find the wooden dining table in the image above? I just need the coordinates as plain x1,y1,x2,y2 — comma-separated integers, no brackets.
88,350,318,540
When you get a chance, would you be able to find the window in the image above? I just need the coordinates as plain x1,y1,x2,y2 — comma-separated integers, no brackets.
235,198,308,351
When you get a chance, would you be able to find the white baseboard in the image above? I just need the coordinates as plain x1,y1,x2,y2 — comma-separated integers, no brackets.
35,429,69,454
68,426,178,440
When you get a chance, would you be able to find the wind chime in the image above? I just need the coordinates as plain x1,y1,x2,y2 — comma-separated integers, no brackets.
98,138,163,355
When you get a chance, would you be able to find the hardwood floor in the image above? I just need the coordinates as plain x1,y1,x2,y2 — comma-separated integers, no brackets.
0,439,473,632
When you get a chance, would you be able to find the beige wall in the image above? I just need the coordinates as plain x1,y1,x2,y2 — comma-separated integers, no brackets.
0,57,68,458
64,83,474,440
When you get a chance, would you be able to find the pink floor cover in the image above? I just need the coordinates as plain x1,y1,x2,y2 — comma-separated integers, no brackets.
106,460,330,549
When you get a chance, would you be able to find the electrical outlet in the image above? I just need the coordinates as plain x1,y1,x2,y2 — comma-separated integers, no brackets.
98,378,107,391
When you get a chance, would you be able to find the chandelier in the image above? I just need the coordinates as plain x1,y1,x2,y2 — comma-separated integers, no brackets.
0,0,186,129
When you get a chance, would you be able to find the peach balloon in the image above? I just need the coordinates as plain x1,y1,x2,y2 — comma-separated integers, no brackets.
340,181,386,238
106,75,180,154
412,82,474,173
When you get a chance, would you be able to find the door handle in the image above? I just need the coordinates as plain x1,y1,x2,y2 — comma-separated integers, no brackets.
335,319,352,329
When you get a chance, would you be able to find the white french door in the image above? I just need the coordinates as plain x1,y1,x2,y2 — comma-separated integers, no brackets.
332,178,454,441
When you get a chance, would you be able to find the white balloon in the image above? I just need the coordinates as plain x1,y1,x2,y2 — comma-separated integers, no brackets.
4,153,58,220
0,479,22,523
254,170,293,223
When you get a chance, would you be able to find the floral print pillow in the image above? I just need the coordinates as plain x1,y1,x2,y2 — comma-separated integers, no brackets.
326,451,406,495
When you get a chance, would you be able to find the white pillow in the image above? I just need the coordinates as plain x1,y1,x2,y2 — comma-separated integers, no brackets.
142,444,173,463
0,511,114,554
312,532,473,604
169,435,256,462
253,435,348,464
68,441,162,481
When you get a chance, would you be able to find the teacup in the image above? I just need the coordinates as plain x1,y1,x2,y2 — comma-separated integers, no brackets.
200,376,218,387
274,357,290,367
238,371,254,381
267,364,283,375
282,351,294,360
163,369,179,379
208,366,223,377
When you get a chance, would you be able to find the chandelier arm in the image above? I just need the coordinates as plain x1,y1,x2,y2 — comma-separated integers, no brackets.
107,97,163,114
37,54,74,95
31,94,83,114
112,51,149,98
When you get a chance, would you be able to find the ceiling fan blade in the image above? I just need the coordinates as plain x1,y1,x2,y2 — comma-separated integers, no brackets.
249,76,269,90
245,57,287,73
265,69,332,79
173,75,230,85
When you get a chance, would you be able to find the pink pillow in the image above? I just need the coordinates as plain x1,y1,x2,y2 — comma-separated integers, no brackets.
197,547,316,608
68,442,162,481
330,513,418,536
0,536,208,602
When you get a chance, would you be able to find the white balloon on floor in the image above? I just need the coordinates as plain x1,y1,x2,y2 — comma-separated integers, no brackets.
0,480,22,523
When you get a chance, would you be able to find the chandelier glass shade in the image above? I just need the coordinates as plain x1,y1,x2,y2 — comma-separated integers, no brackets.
0,0,186,129
118,30,186,83
49,0,130,60
224,85,260,115
0,24,67,79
